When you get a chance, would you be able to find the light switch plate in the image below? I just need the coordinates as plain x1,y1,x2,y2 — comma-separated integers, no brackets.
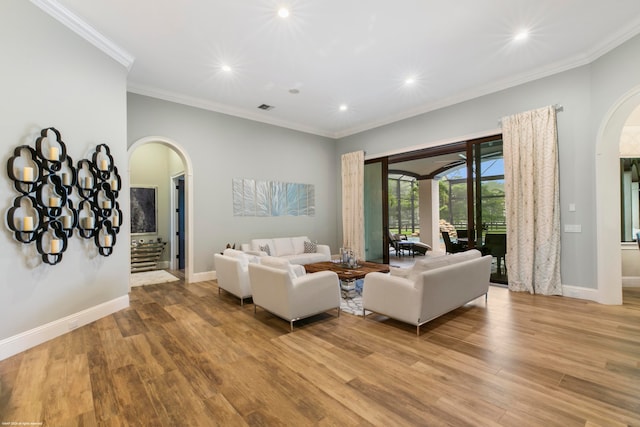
564,224,582,233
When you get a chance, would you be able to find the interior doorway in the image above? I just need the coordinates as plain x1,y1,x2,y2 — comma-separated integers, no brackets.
128,137,194,283
596,89,640,304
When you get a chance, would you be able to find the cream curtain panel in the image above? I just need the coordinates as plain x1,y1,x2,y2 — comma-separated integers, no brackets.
341,151,365,260
503,106,562,295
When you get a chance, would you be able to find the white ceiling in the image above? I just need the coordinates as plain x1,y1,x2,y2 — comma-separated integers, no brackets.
48,0,640,139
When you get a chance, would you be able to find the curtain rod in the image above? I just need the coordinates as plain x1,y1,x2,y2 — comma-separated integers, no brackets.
498,104,563,126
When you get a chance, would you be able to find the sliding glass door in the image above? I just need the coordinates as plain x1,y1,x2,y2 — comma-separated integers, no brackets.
471,137,507,283
364,159,388,263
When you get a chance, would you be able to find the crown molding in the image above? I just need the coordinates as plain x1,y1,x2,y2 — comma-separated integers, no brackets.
127,83,336,139
585,15,640,62
30,0,135,70
334,22,640,140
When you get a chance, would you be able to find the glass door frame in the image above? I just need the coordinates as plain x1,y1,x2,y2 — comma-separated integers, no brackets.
467,134,505,249
364,133,503,263
364,157,389,264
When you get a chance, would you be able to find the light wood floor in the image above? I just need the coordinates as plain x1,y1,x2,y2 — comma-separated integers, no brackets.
1,277,639,426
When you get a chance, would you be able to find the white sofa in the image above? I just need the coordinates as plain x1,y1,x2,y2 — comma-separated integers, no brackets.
241,236,330,265
248,261,341,331
214,248,259,305
363,249,492,335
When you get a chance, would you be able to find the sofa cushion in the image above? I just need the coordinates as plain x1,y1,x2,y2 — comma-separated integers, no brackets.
304,240,317,253
273,238,295,257
282,252,329,265
260,256,304,281
291,236,308,254
407,249,481,283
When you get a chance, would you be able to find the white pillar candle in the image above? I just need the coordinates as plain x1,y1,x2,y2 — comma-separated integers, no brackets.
62,173,70,186
99,159,108,171
49,147,59,161
50,239,61,254
82,217,95,229
22,167,34,182
111,215,119,226
22,216,34,231
110,179,118,191
104,235,113,247
48,197,61,207
83,177,93,189
61,215,71,229
102,200,112,209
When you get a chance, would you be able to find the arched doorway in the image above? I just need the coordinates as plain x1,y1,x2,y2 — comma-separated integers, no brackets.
128,136,194,283
595,86,640,304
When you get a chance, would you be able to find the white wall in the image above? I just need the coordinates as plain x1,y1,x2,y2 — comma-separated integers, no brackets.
127,94,339,274
0,0,129,353
338,66,594,287
337,33,640,293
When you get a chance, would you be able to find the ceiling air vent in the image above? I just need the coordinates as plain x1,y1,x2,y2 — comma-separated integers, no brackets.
257,104,275,111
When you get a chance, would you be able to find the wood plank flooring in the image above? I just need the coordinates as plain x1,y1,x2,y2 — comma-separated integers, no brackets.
1,278,639,426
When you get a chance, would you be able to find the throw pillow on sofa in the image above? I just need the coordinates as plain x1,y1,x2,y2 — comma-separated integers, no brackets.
303,240,317,253
258,244,271,256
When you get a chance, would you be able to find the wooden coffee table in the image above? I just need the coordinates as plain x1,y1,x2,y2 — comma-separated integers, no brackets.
304,261,390,281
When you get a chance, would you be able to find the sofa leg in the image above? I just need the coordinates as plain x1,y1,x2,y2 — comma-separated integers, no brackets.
485,292,488,303
337,307,341,317
416,325,420,336
290,320,294,332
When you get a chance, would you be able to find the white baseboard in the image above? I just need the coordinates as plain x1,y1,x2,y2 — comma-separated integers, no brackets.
622,276,640,287
0,295,129,361
561,285,599,302
190,270,216,283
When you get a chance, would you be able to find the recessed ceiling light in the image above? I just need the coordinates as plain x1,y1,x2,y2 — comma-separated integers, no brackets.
221,64,232,72
405,77,416,85
278,7,290,18
289,88,300,94
339,104,348,112
514,30,529,42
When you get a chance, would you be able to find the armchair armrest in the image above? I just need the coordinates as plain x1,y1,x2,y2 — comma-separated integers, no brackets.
291,271,340,318
363,272,421,323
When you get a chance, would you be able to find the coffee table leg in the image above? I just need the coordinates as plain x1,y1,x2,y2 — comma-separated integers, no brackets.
341,279,357,298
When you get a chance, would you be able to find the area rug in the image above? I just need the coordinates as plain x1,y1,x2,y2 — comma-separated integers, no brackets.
130,270,179,287
341,292,370,317
340,279,371,316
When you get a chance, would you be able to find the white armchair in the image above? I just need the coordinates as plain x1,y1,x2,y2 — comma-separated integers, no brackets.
214,249,256,306
363,250,492,335
248,262,341,331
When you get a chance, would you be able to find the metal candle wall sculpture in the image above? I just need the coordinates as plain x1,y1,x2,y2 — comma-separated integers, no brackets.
6,127,121,265
76,143,122,256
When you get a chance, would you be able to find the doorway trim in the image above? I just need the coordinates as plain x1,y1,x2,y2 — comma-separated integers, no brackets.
170,173,185,270
595,85,640,304
128,136,194,284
